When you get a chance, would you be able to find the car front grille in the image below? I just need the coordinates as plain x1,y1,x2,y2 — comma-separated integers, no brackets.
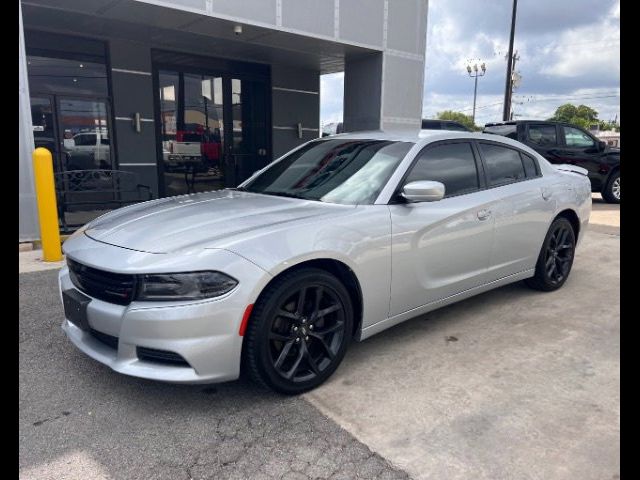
67,258,136,305
136,346,190,367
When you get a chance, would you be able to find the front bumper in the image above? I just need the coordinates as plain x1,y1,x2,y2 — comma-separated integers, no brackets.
58,237,270,384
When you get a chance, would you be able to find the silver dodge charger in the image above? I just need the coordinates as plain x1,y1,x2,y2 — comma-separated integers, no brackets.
59,130,591,394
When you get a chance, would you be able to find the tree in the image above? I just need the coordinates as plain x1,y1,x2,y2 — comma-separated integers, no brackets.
547,103,600,129
436,111,479,131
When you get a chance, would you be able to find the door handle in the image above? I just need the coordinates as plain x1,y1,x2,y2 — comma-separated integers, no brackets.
477,209,492,221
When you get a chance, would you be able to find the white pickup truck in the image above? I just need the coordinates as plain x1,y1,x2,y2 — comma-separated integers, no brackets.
166,135,203,172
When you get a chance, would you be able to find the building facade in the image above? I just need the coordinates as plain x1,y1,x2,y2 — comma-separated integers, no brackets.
19,0,429,241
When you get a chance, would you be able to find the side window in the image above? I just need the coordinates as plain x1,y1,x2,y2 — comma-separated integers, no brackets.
479,143,526,186
406,142,479,197
527,124,557,146
563,126,595,148
520,153,539,178
74,134,95,146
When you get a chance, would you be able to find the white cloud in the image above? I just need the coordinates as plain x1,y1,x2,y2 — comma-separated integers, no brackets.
320,0,620,126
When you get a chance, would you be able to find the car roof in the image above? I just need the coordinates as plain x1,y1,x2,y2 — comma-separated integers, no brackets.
326,129,485,142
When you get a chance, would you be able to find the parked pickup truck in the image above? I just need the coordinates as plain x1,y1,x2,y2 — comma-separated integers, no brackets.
166,133,203,172
483,120,620,203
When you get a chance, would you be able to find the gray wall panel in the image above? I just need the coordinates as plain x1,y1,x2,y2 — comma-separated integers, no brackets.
381,55,423,122
113,121,157,166
272,65,319,92
272,90,320,128
206,0,277,24
109,39,153,72
271,64,320,159
386,0,424,54
339,0,384,47
282,0,334,37
272,129,319,159
114,164,159,199
150,0,206,11
343,53,382,131
111,72,155,118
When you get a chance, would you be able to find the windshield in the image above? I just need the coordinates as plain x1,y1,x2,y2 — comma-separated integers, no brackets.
238,139,414,204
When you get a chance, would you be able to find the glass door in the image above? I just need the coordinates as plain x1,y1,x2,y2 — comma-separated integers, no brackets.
158,70,226,196
30,95,61,171
157,68,270,197
228,77,270,187
56,97,114,172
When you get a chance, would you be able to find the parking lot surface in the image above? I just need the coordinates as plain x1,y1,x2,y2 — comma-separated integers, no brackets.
19,270,409,480
19,200,619,480
305,229,619,480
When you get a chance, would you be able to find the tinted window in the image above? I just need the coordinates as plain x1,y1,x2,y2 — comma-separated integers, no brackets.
241,139,414,205
480,143,526,186
527,124,557,146
406,142,479,197
421,120,441,130
446,123,470,132
521,153,539,177
563,126,595,148
484,124,518,140
74,134,95,146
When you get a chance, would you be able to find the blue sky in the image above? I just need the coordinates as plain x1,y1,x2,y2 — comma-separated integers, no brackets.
321,0,620,126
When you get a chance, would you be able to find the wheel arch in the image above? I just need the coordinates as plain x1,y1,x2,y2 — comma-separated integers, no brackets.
555,208,581,240
249,258,364,341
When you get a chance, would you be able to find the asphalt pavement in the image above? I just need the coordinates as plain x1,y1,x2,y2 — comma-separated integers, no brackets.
19,270,409,480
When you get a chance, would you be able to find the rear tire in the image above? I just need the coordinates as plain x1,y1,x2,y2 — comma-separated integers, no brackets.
525,217,576,292
602,172,620,203
243,268,353,395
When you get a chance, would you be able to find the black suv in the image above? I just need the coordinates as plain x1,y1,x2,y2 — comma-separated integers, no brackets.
422,119,472,132
483,120,620,203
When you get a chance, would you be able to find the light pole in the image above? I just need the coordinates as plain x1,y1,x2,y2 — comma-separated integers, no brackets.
466,62,486,125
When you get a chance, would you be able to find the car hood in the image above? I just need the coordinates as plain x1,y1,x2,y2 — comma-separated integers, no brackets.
84,189,354,254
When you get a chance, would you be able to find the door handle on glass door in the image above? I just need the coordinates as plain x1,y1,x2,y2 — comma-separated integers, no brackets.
477,209,491,221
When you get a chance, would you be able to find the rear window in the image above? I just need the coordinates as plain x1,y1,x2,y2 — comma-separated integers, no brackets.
479,143,526,187
520,153,540,177
483,124,518,140
527,124,557,146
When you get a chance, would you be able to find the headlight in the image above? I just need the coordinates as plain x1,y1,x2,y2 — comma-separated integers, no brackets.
136,271,238,301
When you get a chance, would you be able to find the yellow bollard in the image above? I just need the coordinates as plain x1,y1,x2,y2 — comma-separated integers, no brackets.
32,147,62,262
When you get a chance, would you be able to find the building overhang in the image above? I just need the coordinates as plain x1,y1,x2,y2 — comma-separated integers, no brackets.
21,0,381,74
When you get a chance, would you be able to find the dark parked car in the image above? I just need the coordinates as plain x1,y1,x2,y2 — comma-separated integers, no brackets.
421,119,472,132
483,120,620,203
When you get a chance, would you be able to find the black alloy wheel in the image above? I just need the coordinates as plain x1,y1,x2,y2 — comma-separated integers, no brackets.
526,217,576,292
243,268,353,394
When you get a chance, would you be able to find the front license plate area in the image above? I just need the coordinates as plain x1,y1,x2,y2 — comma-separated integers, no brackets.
62,289,92,331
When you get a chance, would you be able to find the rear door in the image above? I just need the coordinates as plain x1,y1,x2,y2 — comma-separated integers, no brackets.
476,141,555,280
389,140,496,316
523,123,561,161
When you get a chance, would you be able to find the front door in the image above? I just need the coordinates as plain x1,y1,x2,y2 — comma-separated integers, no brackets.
156,69,270,197
556,125,602,181
389,141,495,316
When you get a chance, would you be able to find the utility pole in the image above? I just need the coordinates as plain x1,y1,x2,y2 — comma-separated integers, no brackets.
466,62,486,125
509,51,520,120
503,0,518,121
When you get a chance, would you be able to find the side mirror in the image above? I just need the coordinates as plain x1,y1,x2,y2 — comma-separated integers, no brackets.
598,140,607,151
401,180,445,203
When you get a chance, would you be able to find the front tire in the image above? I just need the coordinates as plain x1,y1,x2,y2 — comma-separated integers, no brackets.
602,172,620,203
525,217,576,292
243,268,353,394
